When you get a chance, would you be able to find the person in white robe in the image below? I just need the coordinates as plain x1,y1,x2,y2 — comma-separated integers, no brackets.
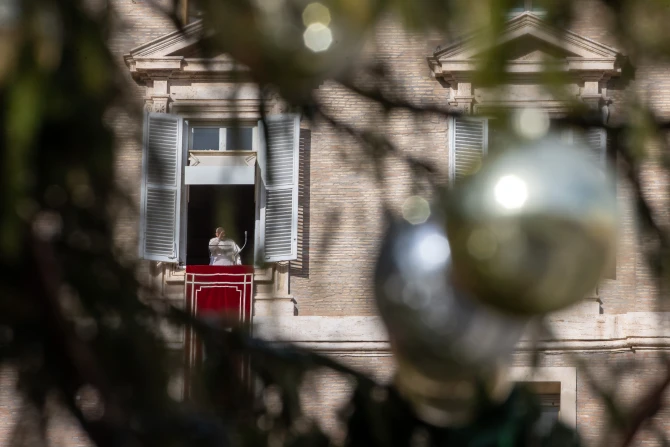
209,227,242,266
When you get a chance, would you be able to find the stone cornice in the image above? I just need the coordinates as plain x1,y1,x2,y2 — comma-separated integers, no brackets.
253,313,670,353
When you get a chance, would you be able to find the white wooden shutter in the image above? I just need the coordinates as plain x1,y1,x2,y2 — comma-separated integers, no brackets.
139,112,185,262
257,114,300,262
450,117,488,183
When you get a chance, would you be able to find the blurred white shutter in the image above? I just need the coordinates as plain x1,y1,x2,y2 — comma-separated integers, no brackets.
257,114,300,262
570,127,607,166
585,127,607,166
568,125,614,278
450,117,488,183
139,113,185,262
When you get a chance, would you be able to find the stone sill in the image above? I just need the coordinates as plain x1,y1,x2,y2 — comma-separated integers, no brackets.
164,264,273,284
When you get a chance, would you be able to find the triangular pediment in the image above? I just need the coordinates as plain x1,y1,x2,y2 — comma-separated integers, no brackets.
489,35,578,61
429,12,622,80
124,20,243,80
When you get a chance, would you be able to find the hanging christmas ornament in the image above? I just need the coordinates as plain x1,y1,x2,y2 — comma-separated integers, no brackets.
374,209,528,426
444,136,617,315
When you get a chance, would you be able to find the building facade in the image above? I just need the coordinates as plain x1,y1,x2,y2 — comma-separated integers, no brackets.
118,1,670,444
3,1,669,445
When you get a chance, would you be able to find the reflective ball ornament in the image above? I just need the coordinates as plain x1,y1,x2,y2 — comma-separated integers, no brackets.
374,212,528,426
444,136,617,316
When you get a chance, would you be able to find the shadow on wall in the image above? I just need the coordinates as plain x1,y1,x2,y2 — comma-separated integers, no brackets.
291,129,311,278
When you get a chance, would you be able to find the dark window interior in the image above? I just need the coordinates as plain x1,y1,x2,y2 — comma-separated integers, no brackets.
191,127,253,151
192,128,219,150
186,185,256,265
536,404,560,435
226,128,253,150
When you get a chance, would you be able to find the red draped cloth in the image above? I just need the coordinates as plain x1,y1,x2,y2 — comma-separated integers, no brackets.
184,265,254,395
185,265,254,324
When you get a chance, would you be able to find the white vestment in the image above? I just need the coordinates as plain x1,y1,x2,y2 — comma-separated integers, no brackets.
209,237,242,266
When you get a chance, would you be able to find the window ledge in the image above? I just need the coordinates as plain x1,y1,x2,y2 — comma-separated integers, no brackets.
188,151,256,168
163,264,274,284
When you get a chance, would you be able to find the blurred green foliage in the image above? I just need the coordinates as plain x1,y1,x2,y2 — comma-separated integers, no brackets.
2,0,670,446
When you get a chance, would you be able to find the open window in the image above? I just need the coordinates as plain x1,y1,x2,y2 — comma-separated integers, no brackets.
186,185,256,266
138,112,301,266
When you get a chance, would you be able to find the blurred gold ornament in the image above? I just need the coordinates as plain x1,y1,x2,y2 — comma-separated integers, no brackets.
445,136,617,315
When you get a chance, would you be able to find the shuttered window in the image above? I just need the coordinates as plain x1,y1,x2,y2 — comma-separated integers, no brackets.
256,115,300,263
450,118,608,182
139,113,185,262
449,117,613,279
449,116,488,183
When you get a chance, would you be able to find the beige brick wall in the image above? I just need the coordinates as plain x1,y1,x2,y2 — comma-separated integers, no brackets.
290,20,451,315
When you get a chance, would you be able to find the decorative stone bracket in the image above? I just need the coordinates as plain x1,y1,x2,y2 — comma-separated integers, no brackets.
253,262,297,316
142,77,173,114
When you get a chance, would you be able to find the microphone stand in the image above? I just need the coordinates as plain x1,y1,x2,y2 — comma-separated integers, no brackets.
239,231,248,252
236,231,248,266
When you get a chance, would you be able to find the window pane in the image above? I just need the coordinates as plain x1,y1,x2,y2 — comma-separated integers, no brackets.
192,128,219,150
226,127,253,150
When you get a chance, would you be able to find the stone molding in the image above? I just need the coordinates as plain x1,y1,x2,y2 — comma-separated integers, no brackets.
253,313,670,353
